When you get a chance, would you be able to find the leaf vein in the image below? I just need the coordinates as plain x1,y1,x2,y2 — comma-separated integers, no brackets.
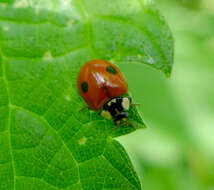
96,15,168,68
11,105,81,186
102,155,139,190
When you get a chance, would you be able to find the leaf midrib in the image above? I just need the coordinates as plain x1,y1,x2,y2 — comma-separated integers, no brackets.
78,0,96,58
0,44,16,190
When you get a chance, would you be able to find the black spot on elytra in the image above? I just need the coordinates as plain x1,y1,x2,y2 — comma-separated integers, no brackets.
106,66,117,75
81,82,88,93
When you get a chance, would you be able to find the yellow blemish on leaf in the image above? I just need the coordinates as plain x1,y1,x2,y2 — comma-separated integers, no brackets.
79,137,87,145
65,95,71,101
67,19,74,27
13,0,28,8
144,0,154,5
0,4,7,8
34,7,40,15
137,54,142,59
3,25,9,31
43,51,53,61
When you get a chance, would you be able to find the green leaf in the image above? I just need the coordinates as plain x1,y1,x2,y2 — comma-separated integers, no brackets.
0,0,173,189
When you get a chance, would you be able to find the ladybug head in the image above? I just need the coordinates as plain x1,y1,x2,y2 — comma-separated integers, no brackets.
101,97,132,126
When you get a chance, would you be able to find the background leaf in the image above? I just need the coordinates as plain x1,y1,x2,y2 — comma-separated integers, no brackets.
118,0,214,190
0,0,173,189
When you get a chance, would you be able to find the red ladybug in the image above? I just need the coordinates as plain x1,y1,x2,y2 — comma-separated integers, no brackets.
77,60,132,125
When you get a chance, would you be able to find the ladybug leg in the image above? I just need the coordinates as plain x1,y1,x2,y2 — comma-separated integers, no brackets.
124,120,145,130
109,125,121,134
109,121,135,134
78,106,90,113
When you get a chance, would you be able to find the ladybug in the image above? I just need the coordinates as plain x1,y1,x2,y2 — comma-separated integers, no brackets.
77,60,132,125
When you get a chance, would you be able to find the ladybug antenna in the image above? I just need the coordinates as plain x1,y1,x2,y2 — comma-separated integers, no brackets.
109,120,141,134
109,125,120,134
123,120,143,130
78,106,89,113
131,103,140,107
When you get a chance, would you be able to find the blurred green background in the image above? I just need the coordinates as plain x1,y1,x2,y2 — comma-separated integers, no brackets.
118,0,214,189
